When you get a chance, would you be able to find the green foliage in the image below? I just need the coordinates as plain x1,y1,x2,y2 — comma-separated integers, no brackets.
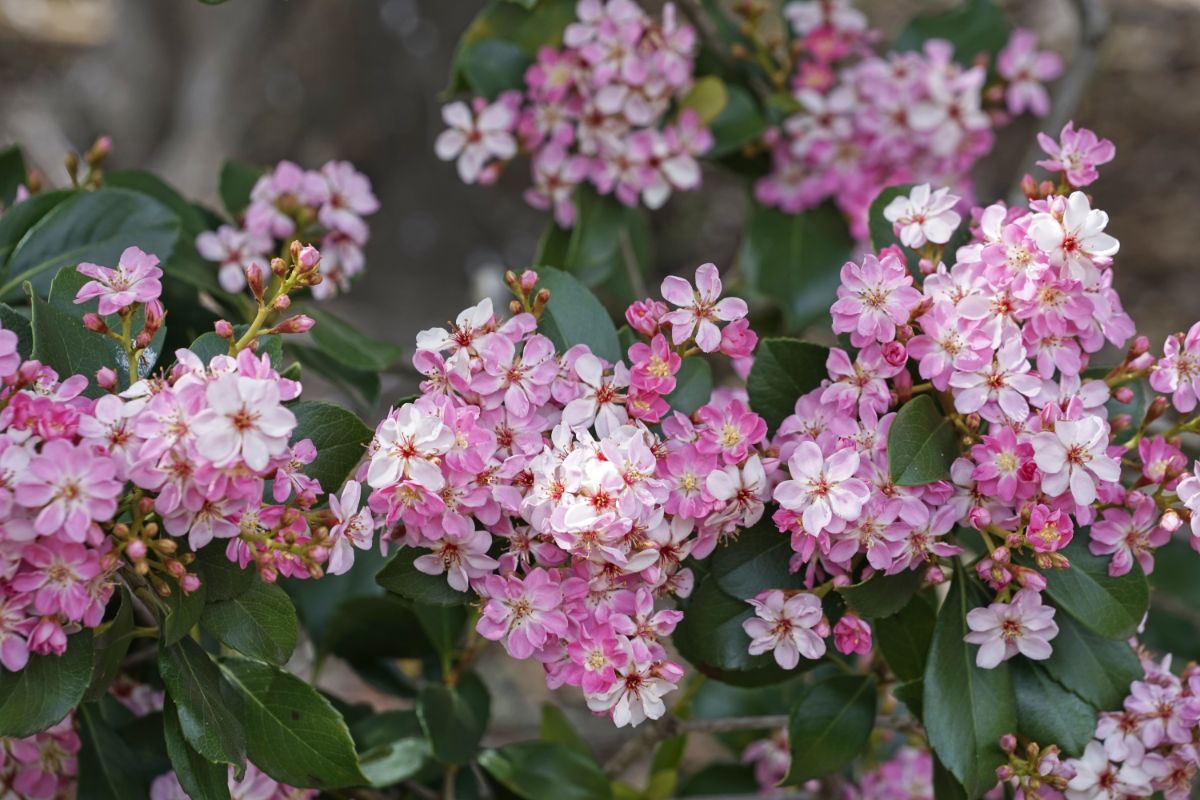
888,395,960,486
785,674,877,784
480,741,612,800
745,337,829,433
287,401,374,495
710,519,806,599
376,548,474,606
665,357,714,415
163,697,231,800
0,146,26,206
707,85,769,159
1042,538,1149,640
893,0,1011,65
219,160,263,218
874,595,937,683
306,307,403,372
533,266,622,362
0,630,94,738
77,702,148,799
417,683,490,766
838,569,924,619
158,638,246,770
447,0,576,96
867,184,914,254
201,581,299,665
1011,660,1096,757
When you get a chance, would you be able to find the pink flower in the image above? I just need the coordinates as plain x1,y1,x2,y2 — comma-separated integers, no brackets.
14,440,122,541
12,541,102,620
1031,415,1121,506
367,404,454,491
833,613,872,656
997,29,1062,117
326,481,375,576
435,99,518,184
660,263,748,352
949,339,1042,423
695,400,766,465
1028,191,1119,282
1091,492,1169,577
830,252,923,346
0,318,19,379
625,299,668,337
74,246,163,315
1036,121,1115,188
564,623,628,695
195,225,272,294
969,426,1036,503
0,593,33,672
627,334,681,394
773,441,869,536
1065,740,1151,800
413,528,498,593
191,371,296,472
743,589,826,669
1150,322,1200,413
1026,503,1073,553
882,184,962,249
963,588,1058,669
476,568,569,659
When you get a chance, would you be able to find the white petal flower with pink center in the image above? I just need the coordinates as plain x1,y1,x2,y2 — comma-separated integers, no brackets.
367,404,455,492
74,246,163,316
773,441,869,535
882,183,962,249
949,339,1043,423
413,528,499,592
326,481,375,576
963,588,1058,669
191,372,296,472
435,100,517,184
1031,415,1122,506
742,589,826,669
1028,190,1119,284
660,263,748,352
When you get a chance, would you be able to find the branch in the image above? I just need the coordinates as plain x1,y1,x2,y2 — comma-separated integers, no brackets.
1007,0,1111,204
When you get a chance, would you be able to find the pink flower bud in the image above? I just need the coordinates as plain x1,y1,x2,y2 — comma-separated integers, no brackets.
925,564,946,584
992,546,1011,565
1130,335,1150,357
95,366,117,390
134,331,151,349
625,299,666,336
999,734,1018,753
270,315,316,335
125,539,147,560
814,618,831,638
180,574,202,594
246,263,265,300
520,270,539,291
996,765,1015,782
309,546,330,563
215,319,234,338
82,313,107,333
1114,386,1134,405
93,136,113,157
1014,566,1047,592
297,244,322,271
968,506,991,530
881,341,907,368
1160,509,1183,533
833,614,872,656
719,318,757,359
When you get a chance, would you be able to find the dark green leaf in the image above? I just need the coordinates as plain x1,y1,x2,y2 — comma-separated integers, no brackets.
0,146,26,206
219,161,262,219
922,567,1015,797
162,580,207,646
1011,660,1095,756
746,337,829,433
0,630,94,737
194,546,256,602
446,0,576,95
739,202,853,332
665,357,713,415
159,637,247,769
678,764,759,796
85,587,136,702
413,603,468,660
534,266,621,363
0,190,72,266
875,595,936,683
540,704,591,758
164,696,232,800
461,39,535,99
707,85,768,158
322,595,430,663
417,684,488,765
893,679,923,721
377,547,473,606
77,702,147,799
1,187,180,300
351,710,430,788
28,290,123,398
201,580,298,665
0,303,31,361
289,400,373,495
307,307,403,372
290,342,381,411
838,569,924,618
1040,611,1141,711
105,170,210,236
888,395,959,486
932,754,968,800
480,741,612,800
218,657,366,788
1042,537,1149,640
784,674,877,783
710,519,805,599
868,184,914,254
893,0,1010,65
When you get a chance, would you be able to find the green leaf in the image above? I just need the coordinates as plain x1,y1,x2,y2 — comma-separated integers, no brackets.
1042,537,1149,640
838,569,924,618
446,0,576,95
201,580,299,665
893,0,1010,65
161,580,207,646
306,307,402,372
0,187,180,300
1040,611,1141,711
646,735,687,800
0,146,26,206
540,704,591,758
875,595,936,683
322,595,430,663
219,160,263,218
710,519,805,599
739,202,854,332
0,630,94,737
932,754,969,800
868,184,914,254
290,343,381,411
537,187,653,299
85,587,136,702
194,546,256,602
706,85,769,159
77,702,148,799
28,290,123,398
1011,660,1095,756
888,395,959,486
461,39,535,99
352,710,430,788
665,357,713,415
922,567,1015,797
746,337,829,433
417,683,489,765
679,75,729,124
480,741,612,800
893,678,923,721
164,696,232,800
377,547,473,606
159,638,247,769
534,265,621,363
784,674,877,783
289,400,373,495
0,303,31,361
413,603,468,661
679,764,759,796
105,170,210,236
0,190,72,266
218,657,366,788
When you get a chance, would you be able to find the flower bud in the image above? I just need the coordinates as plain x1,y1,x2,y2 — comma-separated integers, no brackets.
509,299,523,316
1109,414,1132,433
992,546,1011,565
967,506,991,530
925,564,946,584
1146,396,1170,424
134,331,151,349
520,270,539,291
215,319,234,339
271,257,288,277
995,765,1014,782
999,734,1018,753
125,539,147,560
296,244,322,272
273,294,292,311
1160,509,1183,533
246,263,265,301
881,341,907,368
309,546,330,563
180,574,202,594
1114,386,1134,405
269,315,315,335
82,313,107,334
166,559,186,578
1130,335,1150,357
95,367,117,391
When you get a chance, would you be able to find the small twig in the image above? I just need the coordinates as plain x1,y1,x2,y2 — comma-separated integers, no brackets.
403,781,439,800
1008,0,1111,204
618,229,649,301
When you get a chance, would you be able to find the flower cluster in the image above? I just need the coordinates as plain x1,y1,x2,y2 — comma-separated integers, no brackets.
197,159,378,299
757,0,1060,238
363,264,759,726
0,717,79,800
436,0,711,225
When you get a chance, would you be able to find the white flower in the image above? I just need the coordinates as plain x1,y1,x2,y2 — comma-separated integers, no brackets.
1028,191,1119,284
191,373,295,472
743,589,826,669
413,528,499,592
561,354,630,437
327,481,375,576
434,101,517,184
963,589,1058,669
366,404,454,491
1031,415,1121,506
1064,740,1152,800
883,183,962,248
586,659,675,728
773,441,869,535
706,454,768,529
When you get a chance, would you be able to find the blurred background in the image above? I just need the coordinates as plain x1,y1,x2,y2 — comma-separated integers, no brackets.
3,0,1198,767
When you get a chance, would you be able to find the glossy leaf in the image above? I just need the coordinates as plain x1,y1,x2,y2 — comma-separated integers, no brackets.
838,569,924,618
0,630,94,738
194,546,256,602
161,580,207,647
376,548,472,606
288,401,373,495
1042,538,1149,640
1040,610,1142,711
710,519,806,599
84,587,136,702
0,304,30,361
353,711,430,788
307,307,403,372
219,160,262,218
1011,660,1095,757
480,741,613,800
706,84,768,158
417,683,488,766
0,191,71,267
867,184,914,254
159,638,246,769
461,39,534,99
163,696,231,800
446,0,576,95
784,674,877,783
888,395,959,486
893,0,1010,65
875,595,936,683
77,702,147,799
28,290,125,399
745,337,829,433
540,704,591,758
201,581,299,665
290,342,381,411
0,146,26,206
665,357,714,415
